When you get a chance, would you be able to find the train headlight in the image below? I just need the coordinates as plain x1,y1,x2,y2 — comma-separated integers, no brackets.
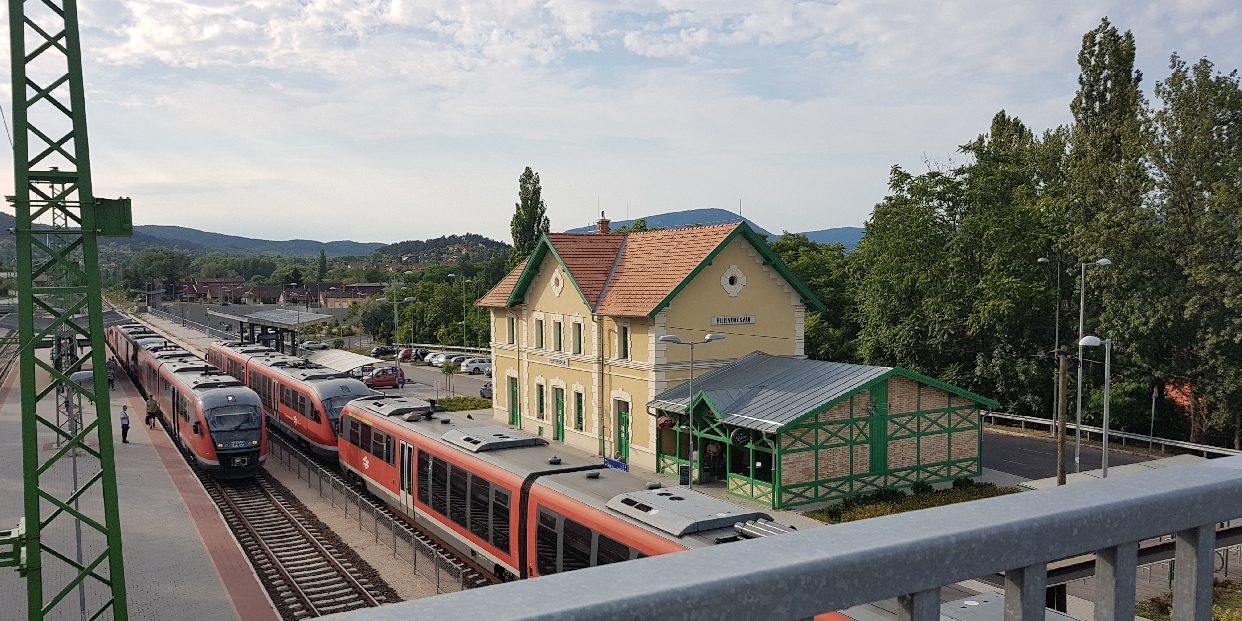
251,440,258,445
217,443,223,448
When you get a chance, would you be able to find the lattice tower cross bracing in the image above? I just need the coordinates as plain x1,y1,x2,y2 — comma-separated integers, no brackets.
0,0,134,618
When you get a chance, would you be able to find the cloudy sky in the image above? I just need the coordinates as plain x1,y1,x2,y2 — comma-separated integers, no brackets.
4,0,1241,243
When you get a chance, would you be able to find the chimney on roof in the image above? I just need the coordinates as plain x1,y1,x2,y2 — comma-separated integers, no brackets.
596,211,610,234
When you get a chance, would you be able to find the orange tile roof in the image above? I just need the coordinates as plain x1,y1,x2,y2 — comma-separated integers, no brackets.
594,223,738,316
477,223,745,316
477,257,527,307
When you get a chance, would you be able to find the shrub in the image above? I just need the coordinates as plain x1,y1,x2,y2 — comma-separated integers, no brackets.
911,481,934,495
437,396,492,412
804,481,1020,525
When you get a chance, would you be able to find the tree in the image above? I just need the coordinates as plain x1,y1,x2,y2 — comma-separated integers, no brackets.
318,250,328,281
767,233,856,362
269,264,304,287
509,167,550,270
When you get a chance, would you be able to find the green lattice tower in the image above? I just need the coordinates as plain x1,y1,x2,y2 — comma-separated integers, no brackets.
0,0,133,617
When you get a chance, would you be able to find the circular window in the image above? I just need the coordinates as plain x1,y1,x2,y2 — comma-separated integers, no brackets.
720,266,746,297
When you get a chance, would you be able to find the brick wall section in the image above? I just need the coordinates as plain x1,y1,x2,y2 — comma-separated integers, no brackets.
922,386,949,410
951,429,979,460
921,433,948,463
888,437,918,468
852,443,870,474
819,446,851,479
782,449,815,485
818,401,850,423
889,376,919,414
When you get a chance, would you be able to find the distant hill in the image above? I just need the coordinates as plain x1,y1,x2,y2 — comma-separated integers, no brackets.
371,234,510,263
130,225,383,256
563,208,771,235
801,227,865,251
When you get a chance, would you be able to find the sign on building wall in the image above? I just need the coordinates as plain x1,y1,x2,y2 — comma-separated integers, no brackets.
546,356,569,367
711,315,756,326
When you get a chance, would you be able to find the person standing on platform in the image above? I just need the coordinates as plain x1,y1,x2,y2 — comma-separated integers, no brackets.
145,397,159,429
119,405,131,444
107,365,115,391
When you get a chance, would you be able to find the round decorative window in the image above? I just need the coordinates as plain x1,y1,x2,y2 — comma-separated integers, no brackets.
720,265,746,297
550,270,565,297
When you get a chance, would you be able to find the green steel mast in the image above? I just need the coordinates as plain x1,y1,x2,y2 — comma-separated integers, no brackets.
0,0,133,618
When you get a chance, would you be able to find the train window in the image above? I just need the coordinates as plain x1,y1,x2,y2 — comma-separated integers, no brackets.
417,450,430,505
562,518,592,572
385,434,395,466
430,456,449,516
469,477,490,540
596,534,629,565
359,422,372,453
491,489,510,553
370,429,390,463
536,509,558,576
449,467,468,527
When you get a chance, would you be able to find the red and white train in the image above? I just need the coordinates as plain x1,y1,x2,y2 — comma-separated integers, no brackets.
335,396,782,581
207,342,370,458
107,323,267,478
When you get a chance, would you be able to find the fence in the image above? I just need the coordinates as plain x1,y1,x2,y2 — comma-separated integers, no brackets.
266,435,474,594
982,410,1242,458
147,307,236,340
326,455,1242,621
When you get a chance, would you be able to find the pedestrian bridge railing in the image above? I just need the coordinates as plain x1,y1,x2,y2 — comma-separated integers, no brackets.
982,410,1242,458
328,456,1242,621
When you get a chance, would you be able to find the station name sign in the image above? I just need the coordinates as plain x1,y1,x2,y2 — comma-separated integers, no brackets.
546,356,570,367
711,315,756,326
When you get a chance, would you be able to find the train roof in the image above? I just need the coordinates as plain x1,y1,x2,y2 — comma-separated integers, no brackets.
214,341,276,355
145,346,196,360
347,405,772,546
163,359,247,392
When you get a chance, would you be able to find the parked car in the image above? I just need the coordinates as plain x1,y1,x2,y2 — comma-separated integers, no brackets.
448,355,468,368
370,346,397,357
425,352,447,366
411,348,430,362
462,358,492,375
364,366,406,389
300,341,330,351
480,381,493,399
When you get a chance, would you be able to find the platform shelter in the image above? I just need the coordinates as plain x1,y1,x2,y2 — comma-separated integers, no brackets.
230,309,332,355
647,352,999,509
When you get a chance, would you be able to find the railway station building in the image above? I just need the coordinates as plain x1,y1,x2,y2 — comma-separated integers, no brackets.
477,220,826,472
646,352,998,508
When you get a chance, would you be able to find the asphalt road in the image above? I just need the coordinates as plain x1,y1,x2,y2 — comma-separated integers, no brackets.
982,429,1150,480
368,358,493,401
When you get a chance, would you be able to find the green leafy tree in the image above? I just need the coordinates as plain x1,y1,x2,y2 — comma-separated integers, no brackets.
767,233,856,362
509,167,550,270
318,250,328,281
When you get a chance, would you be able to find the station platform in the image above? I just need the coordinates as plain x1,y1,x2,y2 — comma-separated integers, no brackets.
0,351,278,621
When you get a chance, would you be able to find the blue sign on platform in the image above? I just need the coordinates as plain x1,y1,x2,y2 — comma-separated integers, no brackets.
604,458,628,472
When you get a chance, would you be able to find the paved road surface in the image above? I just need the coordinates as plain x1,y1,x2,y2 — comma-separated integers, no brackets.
982,429,1150,480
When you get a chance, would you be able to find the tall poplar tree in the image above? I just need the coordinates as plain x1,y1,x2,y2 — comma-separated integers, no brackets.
318,249,328,281
509,167,550,270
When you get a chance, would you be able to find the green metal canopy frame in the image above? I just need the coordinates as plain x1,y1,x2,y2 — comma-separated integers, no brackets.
0,0,133,618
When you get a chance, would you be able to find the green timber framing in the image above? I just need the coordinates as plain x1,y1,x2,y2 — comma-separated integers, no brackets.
654,368,1000,509
501,223,827,315
0,0,134,618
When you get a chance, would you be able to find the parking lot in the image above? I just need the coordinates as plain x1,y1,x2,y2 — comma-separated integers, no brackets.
362,356,494,403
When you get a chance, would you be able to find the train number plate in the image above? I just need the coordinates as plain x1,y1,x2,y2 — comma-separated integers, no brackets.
230,456,250,467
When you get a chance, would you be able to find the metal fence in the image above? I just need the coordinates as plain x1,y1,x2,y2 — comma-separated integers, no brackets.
147,307,236,340
326,455,1242,621
266,435,473,594
982,410,1242,458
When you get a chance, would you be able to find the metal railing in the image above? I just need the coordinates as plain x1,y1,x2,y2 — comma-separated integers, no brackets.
147,307,236,340
982,410,1242,458
266,435,473,594
327,455,1242,621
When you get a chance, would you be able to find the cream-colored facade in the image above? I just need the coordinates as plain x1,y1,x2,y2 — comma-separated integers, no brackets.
486,227,819,472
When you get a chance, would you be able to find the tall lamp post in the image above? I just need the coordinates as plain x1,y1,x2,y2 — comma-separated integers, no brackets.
1079,335,1112,477
376,295,416,348
1074,258,1111,471
1037,256,1061,430
657,333,724,490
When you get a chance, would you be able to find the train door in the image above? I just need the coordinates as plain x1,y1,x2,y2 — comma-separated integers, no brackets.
399,441,414,514
553,388,565,442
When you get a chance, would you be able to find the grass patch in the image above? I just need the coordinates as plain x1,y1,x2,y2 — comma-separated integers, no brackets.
803,479,1022,525
1136,579,1242,621
436,396,492,412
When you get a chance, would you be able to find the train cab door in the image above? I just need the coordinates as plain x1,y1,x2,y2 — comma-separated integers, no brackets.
398,441,414,514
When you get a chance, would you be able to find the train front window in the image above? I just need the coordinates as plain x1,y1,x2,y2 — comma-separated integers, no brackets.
321,395,357,421
206,405,262,432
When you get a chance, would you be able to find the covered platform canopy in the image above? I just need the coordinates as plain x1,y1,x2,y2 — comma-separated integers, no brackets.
208,308,333,355
306,349,386,373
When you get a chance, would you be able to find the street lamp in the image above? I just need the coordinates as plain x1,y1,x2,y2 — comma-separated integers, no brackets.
1079,335,1112,477
1074,257,1111,472
376,295,417,349
657,333,725,490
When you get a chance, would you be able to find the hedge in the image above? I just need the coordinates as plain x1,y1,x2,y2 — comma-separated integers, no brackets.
803,479,1022,525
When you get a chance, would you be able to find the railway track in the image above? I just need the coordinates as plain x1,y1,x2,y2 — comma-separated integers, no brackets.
269,429,499,589
206,474,395,618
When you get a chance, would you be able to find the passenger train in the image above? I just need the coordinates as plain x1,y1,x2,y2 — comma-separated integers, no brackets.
334,396,787,581
207,341,370,458
106,323,267,478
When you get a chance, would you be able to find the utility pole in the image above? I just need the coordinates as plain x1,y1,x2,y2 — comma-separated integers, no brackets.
0,0,133,617
1056,348,1070,486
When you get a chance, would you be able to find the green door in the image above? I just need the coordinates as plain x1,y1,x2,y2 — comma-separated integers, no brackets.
508,377,520,427
616,401,630,462
553,388,565,441
868,381,889,474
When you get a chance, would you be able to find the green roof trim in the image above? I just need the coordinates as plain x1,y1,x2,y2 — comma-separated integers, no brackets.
647,222,827,317
504,234,593,309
